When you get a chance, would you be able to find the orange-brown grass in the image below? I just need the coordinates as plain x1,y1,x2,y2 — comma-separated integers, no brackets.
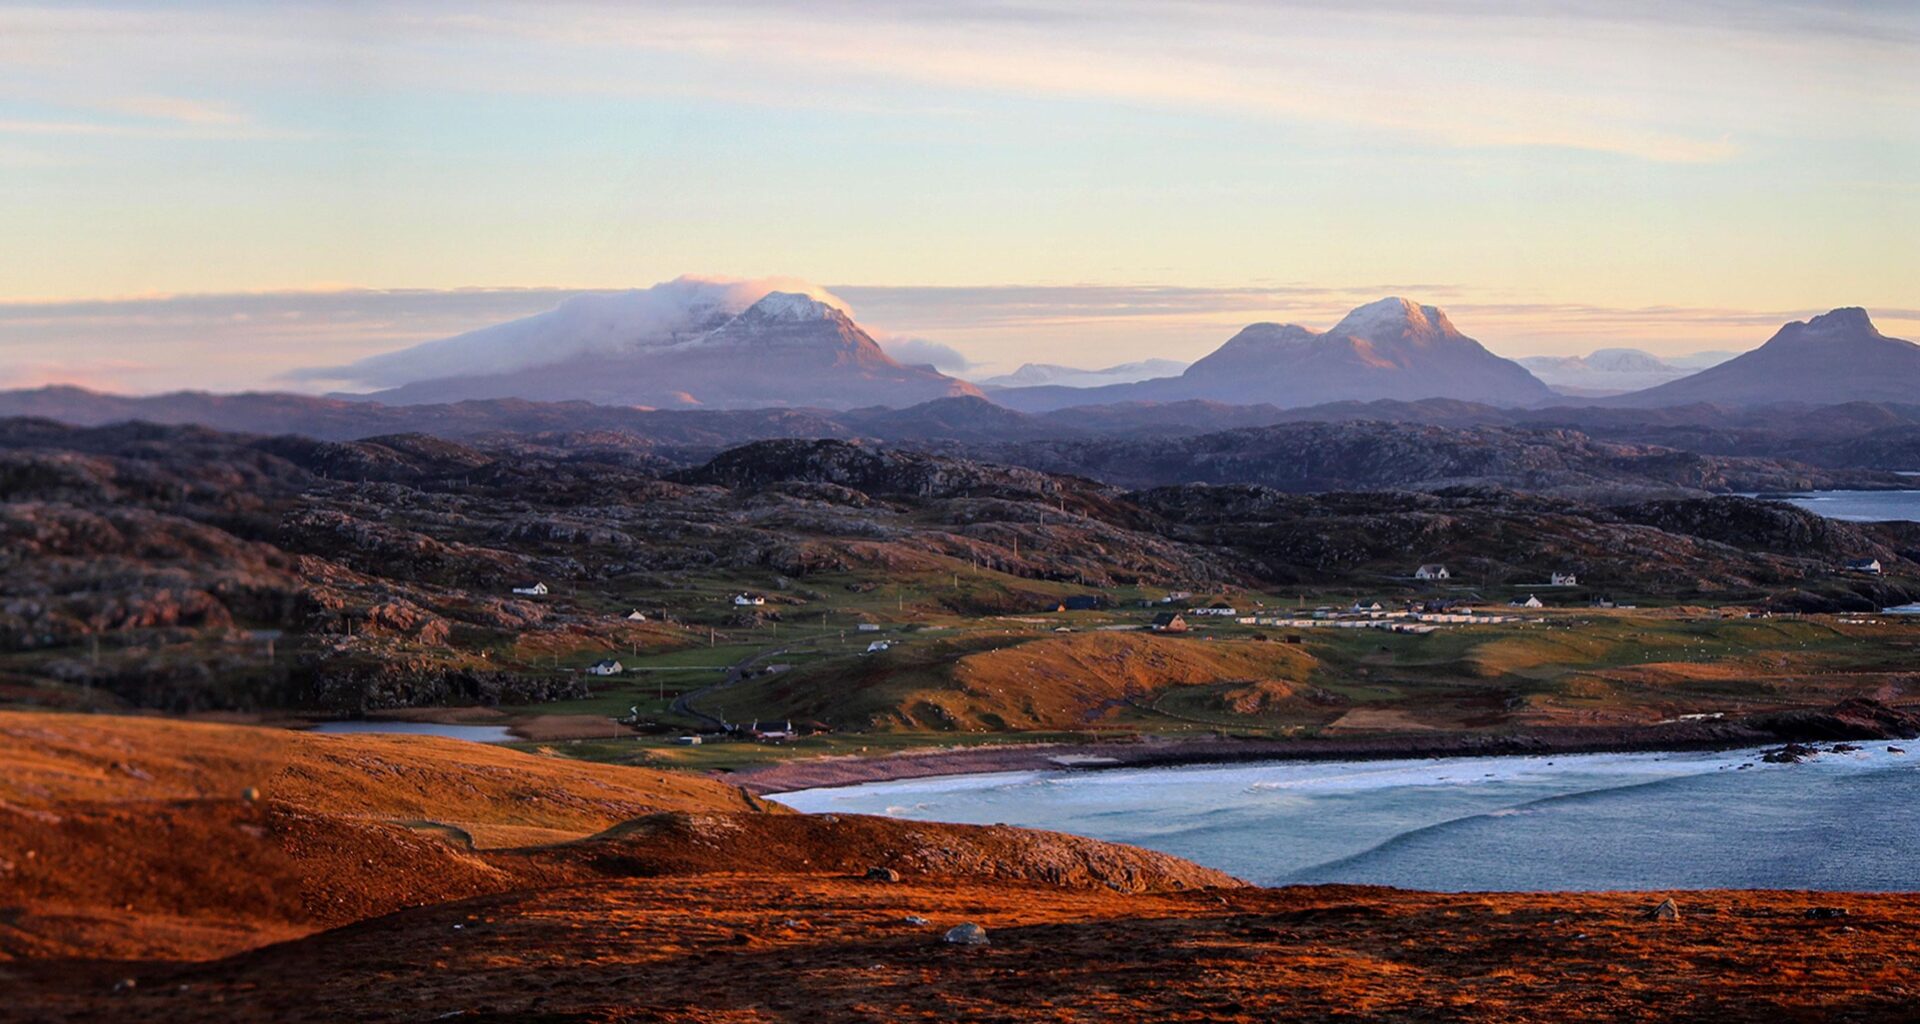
18,880,1916,1023
731,631,1317,731
0,712,1230,966
0,710,762,843
7,713,1917,1022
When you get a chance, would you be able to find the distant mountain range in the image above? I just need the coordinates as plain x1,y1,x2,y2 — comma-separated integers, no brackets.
347,287,980,411
1601,308,1920,407
974,359,1189,390
992,298,1555,412
7,384,1919,477
1518,348,1734,396
9,293,1919,471
282,280,1916,416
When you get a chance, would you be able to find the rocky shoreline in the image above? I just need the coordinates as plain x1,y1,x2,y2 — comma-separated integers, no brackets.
737,697,1920,795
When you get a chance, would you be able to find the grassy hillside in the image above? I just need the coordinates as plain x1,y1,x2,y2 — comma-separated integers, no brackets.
722,630,1318,731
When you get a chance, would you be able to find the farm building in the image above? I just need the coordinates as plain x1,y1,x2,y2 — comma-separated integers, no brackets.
512,582,549,596
1150,612,1189,633
586,659,623,676
1415,565,1449,581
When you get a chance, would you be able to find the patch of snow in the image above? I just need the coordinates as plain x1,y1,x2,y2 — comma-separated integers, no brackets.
1327,297,1456,341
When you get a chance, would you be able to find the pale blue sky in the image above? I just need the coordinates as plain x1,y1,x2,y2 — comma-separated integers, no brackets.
1,1,1915,391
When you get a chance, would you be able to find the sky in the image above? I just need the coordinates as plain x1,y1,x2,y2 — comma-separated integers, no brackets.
2,0,1916,393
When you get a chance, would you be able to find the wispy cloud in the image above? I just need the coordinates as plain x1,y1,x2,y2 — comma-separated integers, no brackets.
6,1,1912,162
105,95,246,126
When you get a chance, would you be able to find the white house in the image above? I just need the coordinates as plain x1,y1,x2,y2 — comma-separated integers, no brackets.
1191,605,1238,617
587,659,623,676
866,640,892,653
625,610,648,622
857,623,882,632
1415,565,1449,581
733,593,766,606
512,582,549,596
1551,572,1579,587
1511,594,1544,609
1845,558,1883,576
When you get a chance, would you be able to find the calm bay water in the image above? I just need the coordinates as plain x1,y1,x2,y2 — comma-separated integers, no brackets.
308,721,517,742
775,747,1920,891
1767,489,1920,522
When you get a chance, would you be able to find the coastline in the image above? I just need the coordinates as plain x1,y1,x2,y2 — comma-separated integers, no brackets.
735,698,1920,795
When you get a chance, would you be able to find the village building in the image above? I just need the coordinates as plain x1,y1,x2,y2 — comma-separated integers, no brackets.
857,622,881,632
1845,558,1883,576
625,610,648,622
1191,604,1238,616
1415,564,1450,581
511,582,549,596
866,640,892,653
1150,612,1189,633
733,593,767,606
746,719,797,742
1511,594,1544,609
1059,594,1102,611
1551,572,1579,586
586,659,623,676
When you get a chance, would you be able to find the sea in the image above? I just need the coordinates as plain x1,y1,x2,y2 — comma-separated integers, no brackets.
1765,489,1920,522
774,747,1920,891
308,721,517,743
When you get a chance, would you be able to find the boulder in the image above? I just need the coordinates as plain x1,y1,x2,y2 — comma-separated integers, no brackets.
943,922,990,946
1762,743,1819,764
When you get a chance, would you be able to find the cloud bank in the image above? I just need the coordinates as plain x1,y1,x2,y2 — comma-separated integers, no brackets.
302,276,849,388
878,336,975,372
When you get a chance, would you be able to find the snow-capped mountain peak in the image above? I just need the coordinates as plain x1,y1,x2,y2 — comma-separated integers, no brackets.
735,291,844,324
1790,306,1877,341
1328,297,1457,341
